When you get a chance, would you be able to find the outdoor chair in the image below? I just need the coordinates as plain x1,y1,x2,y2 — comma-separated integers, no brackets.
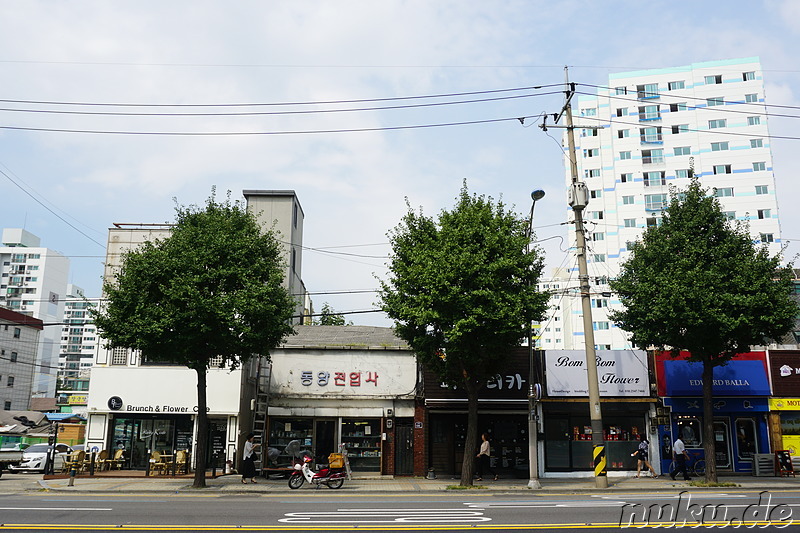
174,450,188,475
150,451,168,475
106,448,125,470
62,450,86,474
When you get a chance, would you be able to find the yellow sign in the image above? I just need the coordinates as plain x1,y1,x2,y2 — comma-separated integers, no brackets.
769,398,800,411
782,436,800,456
67,395,88,405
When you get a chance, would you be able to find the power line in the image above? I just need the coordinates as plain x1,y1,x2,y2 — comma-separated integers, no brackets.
6,59,800,74
0,167,106,248
573,114,800,141
573,89,800,120
0,91,562,117
0,114,545,136
578,83,800,113
0,84,563,108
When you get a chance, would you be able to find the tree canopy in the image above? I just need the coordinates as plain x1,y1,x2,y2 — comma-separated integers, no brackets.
609,178,796,480
93,193,296,487
379,183,549,484
314,302,351,326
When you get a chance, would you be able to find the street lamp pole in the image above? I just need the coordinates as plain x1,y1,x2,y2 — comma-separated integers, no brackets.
526,189,545,490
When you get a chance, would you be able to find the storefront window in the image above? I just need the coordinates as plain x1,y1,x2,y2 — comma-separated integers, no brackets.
342,418,381,472
544,412,645,471
780,414,800,436
266,418,313,467
735,418,757,460
676,417,701,447
110,415,192,469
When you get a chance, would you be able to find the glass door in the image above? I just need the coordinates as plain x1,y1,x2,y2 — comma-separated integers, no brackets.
314,419,336,463
713,418,732,470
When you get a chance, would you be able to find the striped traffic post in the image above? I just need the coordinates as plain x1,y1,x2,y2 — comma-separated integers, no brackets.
593,444,607,479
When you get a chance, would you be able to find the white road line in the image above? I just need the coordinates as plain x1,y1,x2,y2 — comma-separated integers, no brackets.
0,507,112,511
465,501,626,508
280,509,489,524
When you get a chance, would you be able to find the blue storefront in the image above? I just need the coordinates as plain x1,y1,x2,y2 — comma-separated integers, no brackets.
655,351,771,474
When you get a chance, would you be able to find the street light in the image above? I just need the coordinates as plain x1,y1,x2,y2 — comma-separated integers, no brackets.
526,189,545,490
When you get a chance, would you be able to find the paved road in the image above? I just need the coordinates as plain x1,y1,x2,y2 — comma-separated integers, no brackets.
1,489,799,531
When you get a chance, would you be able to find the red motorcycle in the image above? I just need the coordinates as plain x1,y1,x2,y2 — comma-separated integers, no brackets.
288,453,346,489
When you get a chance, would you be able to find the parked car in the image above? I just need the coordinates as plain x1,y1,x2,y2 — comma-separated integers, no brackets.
8,443,72,473
0,444,26,476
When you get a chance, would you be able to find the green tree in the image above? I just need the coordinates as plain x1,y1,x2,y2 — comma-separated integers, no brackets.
92,193,295,488
609,178,796,482
314,302,351,326
379,183,549,485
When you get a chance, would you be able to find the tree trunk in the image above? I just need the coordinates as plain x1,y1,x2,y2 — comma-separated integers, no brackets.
460,381,480,486
702,361,717,483
193,367,208,488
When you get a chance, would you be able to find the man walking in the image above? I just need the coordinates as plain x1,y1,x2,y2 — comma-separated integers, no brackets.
670,434,691,481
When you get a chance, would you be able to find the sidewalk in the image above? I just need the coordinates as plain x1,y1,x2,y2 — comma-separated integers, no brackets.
2,472,798,494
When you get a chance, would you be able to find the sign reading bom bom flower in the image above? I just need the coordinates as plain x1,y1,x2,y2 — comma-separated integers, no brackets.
545,350,649,397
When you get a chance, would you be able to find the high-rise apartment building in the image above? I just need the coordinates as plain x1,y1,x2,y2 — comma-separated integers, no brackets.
55,284,97,413
538,58,780,351
0,228,69,397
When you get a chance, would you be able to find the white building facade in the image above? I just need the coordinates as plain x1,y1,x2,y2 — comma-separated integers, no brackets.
542,57,781,351
86,190,310,470
0,228,69,397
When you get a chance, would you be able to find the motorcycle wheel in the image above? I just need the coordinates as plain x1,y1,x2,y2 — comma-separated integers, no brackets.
288,474,305,489
326,478,344,489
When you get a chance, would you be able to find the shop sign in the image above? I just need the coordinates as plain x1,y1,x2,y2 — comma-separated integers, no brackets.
422,349,531,400
545,350,649,397
299,370,379,387
106,396,208,413
67,394,88,405
769,398,800,411
665,397,769,413
662,359,770,396
768,351,800,397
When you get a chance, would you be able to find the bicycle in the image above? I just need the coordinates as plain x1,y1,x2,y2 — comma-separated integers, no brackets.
669,450,705,478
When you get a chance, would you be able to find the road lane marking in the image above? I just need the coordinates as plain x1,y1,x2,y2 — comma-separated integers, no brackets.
280,509,489,524
0,507,112,511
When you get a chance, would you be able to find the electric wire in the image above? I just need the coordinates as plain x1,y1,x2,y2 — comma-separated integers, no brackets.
0,84,565,108
0,114,546,136
572,114,800,141
0,168,106,248
578,83,800,114
0,91,563,117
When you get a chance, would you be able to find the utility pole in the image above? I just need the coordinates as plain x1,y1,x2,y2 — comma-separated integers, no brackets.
542,67,607,488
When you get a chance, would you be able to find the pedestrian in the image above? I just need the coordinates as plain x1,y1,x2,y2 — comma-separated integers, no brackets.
475,433,498,481
670,434,691,481
241,432,260,484
632,433,658,478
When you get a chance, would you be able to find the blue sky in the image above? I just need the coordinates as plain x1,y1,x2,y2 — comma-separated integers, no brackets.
2,0,799,326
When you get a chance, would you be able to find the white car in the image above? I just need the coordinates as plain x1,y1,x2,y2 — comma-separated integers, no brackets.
9,443,72,473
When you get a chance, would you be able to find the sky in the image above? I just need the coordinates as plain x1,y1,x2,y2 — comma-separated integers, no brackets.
2,0,800,327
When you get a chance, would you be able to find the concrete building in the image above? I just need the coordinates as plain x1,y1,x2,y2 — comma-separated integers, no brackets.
0,228,69,397
244,190,310,324
545,57,780,350
55,284,98,415
86,190,311,470
0,308,43,411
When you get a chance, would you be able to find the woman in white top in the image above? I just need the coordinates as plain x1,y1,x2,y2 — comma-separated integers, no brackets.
241,432,260,484
475,433,498,481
